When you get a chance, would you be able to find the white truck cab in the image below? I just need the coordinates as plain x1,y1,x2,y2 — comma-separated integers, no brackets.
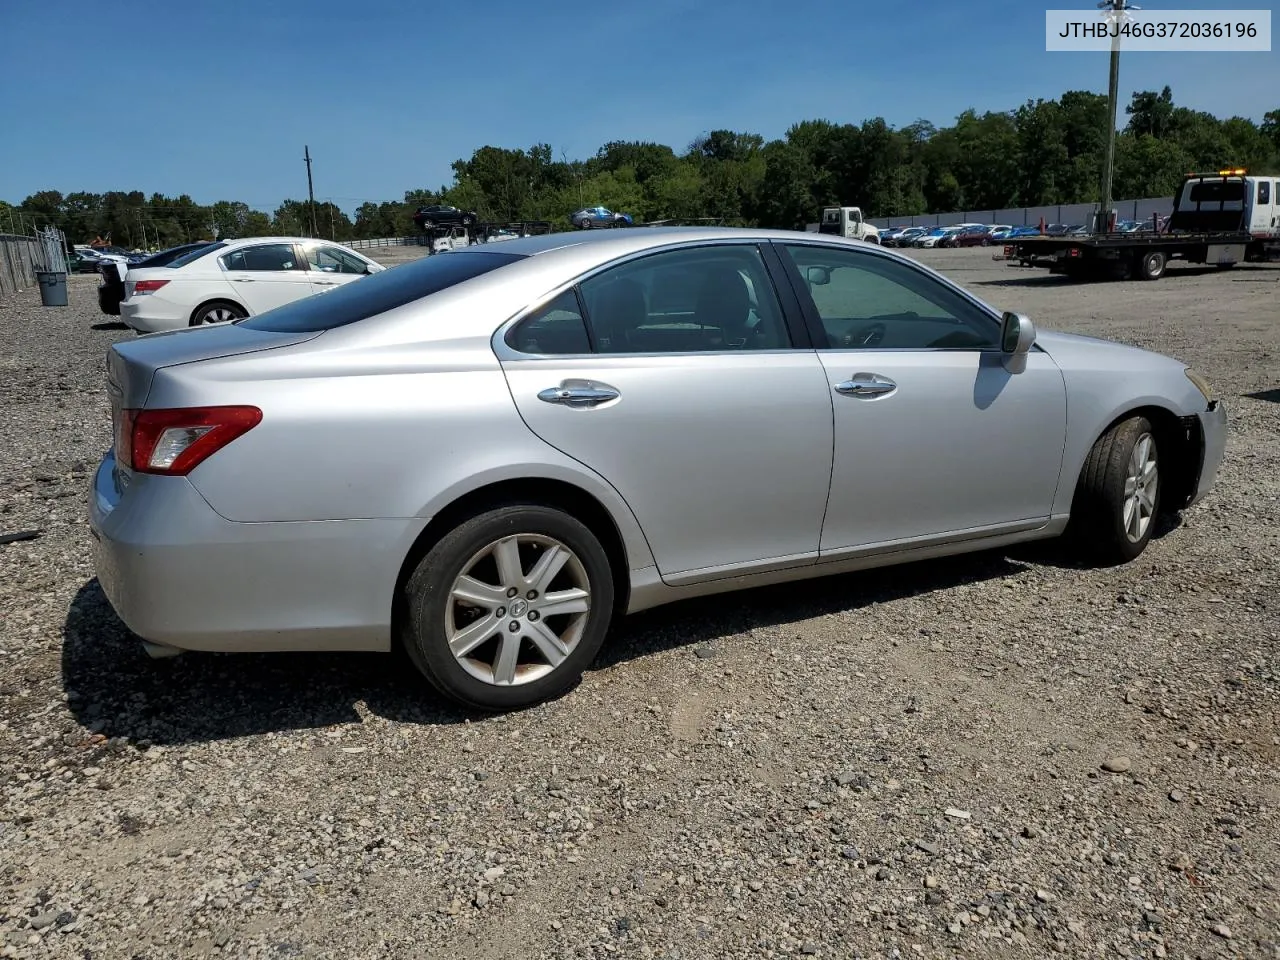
1172,169,1280,240
818,206,880,243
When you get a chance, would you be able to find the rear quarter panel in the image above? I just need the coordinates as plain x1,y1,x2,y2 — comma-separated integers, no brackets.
151,330,656,572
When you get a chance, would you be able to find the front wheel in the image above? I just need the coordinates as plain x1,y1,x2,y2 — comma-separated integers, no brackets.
1067,415,1161,565
401,505,615,711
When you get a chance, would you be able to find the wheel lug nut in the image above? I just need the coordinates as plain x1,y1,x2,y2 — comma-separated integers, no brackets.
506,587,518,598
526,590,538,600
508,621,520,633
495,607,506,618
528,611,540,622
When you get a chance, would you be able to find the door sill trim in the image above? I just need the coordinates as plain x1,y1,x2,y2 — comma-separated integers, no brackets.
661,551,818,587
818,517,1051,562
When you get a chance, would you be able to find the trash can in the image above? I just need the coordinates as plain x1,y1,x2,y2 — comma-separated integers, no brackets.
36,271,68,307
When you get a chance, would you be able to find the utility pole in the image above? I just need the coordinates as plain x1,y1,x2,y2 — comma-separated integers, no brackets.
1096,0,1137,234
303,145,318,238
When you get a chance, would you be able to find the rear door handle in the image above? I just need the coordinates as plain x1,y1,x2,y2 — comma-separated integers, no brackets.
537,379,620,408
313,280,337,286
230,277,255,282
834,373,897,398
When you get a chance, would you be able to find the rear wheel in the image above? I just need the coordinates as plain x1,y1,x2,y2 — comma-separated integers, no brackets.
401,504,615,711
1067,415,1161,565
1136,250,1167,280
190,300,246,326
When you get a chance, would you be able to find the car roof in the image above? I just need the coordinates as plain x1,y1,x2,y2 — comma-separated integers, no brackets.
463,225,875,260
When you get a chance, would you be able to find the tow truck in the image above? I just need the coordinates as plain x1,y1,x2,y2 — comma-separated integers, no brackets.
1002,169,1280,280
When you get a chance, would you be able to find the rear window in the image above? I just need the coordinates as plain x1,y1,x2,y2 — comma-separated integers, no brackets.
1187,180,1245,204
238,250,524,333
167,241,226,268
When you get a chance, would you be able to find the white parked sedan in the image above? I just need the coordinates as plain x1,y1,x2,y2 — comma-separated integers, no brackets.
119,237,386,333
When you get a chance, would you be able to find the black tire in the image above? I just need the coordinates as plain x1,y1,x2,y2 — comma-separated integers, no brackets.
1136,250,1166,280
190,300,247,326
1066,415,1161,565
401,504,615,711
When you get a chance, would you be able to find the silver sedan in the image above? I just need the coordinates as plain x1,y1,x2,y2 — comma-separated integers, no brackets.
89,228,1227,711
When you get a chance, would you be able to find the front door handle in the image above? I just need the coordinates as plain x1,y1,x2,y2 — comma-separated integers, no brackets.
834,373,897,398
313,280,337,286
537,379,620,408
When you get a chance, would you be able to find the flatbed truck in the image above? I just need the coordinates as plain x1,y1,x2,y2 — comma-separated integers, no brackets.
1003,169,1280,280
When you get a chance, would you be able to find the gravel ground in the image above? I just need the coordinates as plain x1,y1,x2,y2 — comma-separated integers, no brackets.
1,250,1277,960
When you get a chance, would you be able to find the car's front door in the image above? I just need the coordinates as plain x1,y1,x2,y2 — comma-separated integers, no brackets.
773,241,1068,557
498,242,835,583
302,242,373,294
219,242,312,314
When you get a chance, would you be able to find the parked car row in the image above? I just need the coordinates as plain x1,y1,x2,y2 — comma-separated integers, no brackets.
878,222,1114,247
880,223,1010,248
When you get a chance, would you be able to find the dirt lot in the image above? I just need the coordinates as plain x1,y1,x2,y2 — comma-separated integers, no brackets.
0,247,1276,960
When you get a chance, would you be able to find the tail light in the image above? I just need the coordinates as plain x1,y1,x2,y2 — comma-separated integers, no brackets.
132,279,170,294
120,406,262,475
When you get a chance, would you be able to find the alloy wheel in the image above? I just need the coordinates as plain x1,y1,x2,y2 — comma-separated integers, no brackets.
446,534,592,686
1122,433,1158,542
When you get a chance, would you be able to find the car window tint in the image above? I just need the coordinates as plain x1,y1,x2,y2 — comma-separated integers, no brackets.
579,245,790,354
222,243,303,272
239,250,523,332
507,290,591,355
306,244,369,274
1260,181,1271,204
781,244,998,350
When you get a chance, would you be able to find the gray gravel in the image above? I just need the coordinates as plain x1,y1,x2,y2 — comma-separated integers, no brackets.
1,252,1277,959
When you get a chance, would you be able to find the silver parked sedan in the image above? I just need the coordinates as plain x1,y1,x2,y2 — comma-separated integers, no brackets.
89,228,1227,710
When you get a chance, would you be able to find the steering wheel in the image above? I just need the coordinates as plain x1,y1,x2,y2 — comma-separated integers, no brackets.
844,322,886,347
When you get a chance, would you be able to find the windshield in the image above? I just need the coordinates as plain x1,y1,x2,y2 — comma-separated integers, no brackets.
239,250,524,333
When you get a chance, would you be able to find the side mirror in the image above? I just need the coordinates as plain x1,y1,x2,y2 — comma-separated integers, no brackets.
806,265,831,286
1000,311,1036,373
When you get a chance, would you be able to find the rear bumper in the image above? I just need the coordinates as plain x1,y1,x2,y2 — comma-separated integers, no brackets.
88,452,426,653
97,283,122,316
120,297,190,333
1189,400,1228,507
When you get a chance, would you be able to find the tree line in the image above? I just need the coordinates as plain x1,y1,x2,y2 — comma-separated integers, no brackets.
4,86,1277,248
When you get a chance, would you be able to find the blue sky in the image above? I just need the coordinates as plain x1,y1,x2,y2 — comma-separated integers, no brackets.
1,0,1275,215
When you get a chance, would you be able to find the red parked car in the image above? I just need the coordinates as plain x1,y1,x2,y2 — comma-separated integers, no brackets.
948,225,997,247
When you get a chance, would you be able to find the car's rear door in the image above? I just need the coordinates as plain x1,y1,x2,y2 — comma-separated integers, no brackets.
219,242,313,314
497,240,835,584
772,240,1068,556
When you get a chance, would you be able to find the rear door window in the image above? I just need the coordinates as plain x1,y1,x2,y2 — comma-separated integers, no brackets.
221,243,305,272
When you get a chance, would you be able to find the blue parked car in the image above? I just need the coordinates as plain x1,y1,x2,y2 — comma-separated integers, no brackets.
570,206,633,229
